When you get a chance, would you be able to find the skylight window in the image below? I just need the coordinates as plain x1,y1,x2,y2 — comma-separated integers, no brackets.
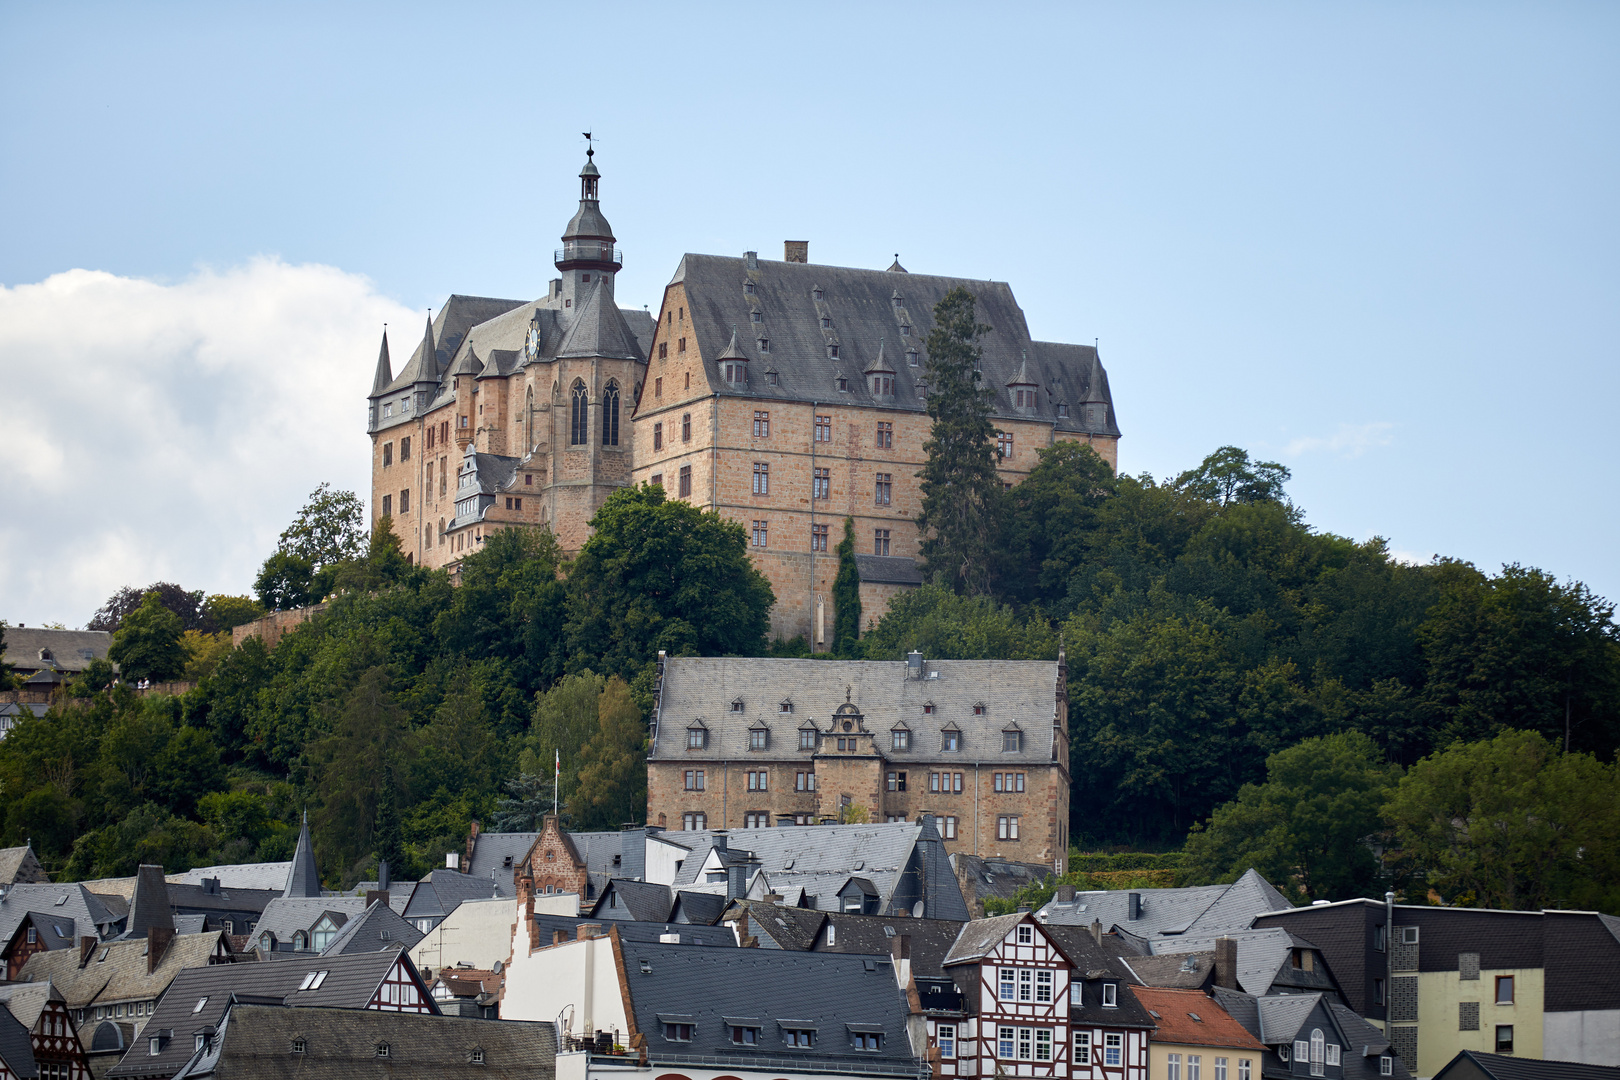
192,997,208,1014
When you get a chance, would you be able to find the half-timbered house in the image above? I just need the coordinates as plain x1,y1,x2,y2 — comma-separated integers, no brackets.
0,982,92,1080
931,913,1154,1080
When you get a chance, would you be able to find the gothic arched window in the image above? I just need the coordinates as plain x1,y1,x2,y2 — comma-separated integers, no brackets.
570,381,588,445
525,385,534,448
602,381,620,446
438,519,446,546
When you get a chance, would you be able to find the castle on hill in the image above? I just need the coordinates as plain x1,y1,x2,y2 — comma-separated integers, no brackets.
366,150,1120,645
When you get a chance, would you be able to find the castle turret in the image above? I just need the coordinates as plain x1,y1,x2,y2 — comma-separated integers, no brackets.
555,140,621,312
283,812,321,898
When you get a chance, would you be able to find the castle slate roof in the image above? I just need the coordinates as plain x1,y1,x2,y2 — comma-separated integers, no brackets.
556,279,644,361
0,884,119,947
666,253,1119,438
650,656,1061,766
376,296,529,399
108,950,433,1078
617,940,920,1077
188,1003,556,1079
18,931,230,1012
0,846,52,885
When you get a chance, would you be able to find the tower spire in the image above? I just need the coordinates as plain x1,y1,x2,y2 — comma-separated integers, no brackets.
370,326,393,395
418,311,436,382
284,810,321,898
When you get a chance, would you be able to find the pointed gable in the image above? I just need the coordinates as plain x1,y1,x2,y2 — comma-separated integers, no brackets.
556,280,643,361
284,815,321,899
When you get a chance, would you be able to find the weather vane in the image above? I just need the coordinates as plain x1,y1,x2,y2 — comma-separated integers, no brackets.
583,131,595,159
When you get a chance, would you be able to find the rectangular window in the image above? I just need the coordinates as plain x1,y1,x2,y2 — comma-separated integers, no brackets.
796,770,816,791
891,729,909,751
853,1033,881,1051
1496,975,1514,1004
1035,970,1052,1003
1214,1057,1228,1080
651,474,663,488
677,337,686,354
686,728,706,749
1018,969,1033,1002
1325,1045,1340,1067
886,771,907,791
1074,1031,1090,1061
382,494,392,516
1168,1053,1182,1080
679,465,692,498
682,413,692,442
799,727,816,750
1104,1033,1122,1066
784,1029,814,1048
1496,1025,1513,1052
873,528,890,555
876,421,893,448
1003,731,1022,752
658,342,668,360
752,520,768,547
754,411,770,438
997,432,1013,459
998,1027,1015,1059
954,772,964,793
653,422,663,450
747,770,768,791
1070,983,1083,1006
383,442,393,467
655,376,663,397
810,522,829,551
749,728,768,750
753,462,769,495
1189,1054,1202,1080
1101,983,1116,1008
937,1025,955,1059
998,815,1020,841
684,770,705,791
999,969,1016,1002
943,815,958,839
815,414,832,442
1374,978,1386,1004
875,473,892,505
813,467,831,499
1017,1028,1032,1060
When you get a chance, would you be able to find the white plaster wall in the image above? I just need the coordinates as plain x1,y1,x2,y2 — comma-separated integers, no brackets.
409,896,518,974
646,836,689,885
1545,1009,1620,1066
504,933,629,1041
537,892,583,916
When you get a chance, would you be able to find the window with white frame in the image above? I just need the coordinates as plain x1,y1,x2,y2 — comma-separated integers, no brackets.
1017,1028,1031,1060
1035,1029,1052,1062
1188,1054,1202,1080
1104,1032,1122,1066
799,728,816,750
943,815,958,839
1017,924,1033,944
1214,1057,1228,1080
998,1027,1015,1059
1069,982,1083,1005
1018,969,1033,1001
1036,969,1053,1002
892,728,910,751
1101,982,1117,1007
937,1025,955,1059
999,968,1016,1001
1074,1030,1090,1061
1167,1053,1182,1080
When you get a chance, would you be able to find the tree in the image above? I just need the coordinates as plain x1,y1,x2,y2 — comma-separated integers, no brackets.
1175,446,1291,507
832,517,861,656
253,550,318,611
520,672,607,814
569,676,647,829
203,594,265,631
308,666,411,877
373,762,407,880
999,441,1118,613
89,583,208,633
1182,732,1400,903
492,774,551,832
109,592,189,682
564,485,774,682
0,622,14,691
917,287,1002,595
276,482,367,571
860,584,1057,661
1383,729,1620,911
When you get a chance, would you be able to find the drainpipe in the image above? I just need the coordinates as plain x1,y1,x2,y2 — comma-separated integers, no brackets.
1385,890,1395,1030
722,760,729,829
810,399,819,651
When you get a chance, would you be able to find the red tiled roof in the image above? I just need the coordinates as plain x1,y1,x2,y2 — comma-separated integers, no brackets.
1135,987,1264,1050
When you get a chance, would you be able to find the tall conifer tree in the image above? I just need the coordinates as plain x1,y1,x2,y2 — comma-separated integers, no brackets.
832,517,861,656
917,288,1001,595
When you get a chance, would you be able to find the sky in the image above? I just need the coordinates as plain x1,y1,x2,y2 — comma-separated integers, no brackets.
1,1,1616,628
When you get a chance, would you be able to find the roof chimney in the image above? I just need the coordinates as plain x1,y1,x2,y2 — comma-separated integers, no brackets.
576,923,603,941
146,925,174,975
1127,892,1141,921
726,860,748,902
1054,885,1076,903
1214,936,1239,990
907,651,924,678
1090,919,1103,945
784,241,808,264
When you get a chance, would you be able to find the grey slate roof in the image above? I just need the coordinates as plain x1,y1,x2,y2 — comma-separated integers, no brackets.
375,296,529,400
530,913,735,950
282,818,319,899
669,253,1119,438
1118,950,1215,989
168,864,292,891
1147,926,1315,996
18,931,229,1012
0,884,119,946
107,949,434,1078
8,912,76,955
0,847,48,885
650,657,1061,766
0,982,58,1034
949,853,1055,912
659,821,967,921
317,901,422,956
670,890,728,926
942,913,1026,965
556,279,643,361
400,871,503,925
1434,1050,1620,1080
3,628,110,675
188,1003,556,1080
1253,992,1321,1043
251,895,407,948
590,878,674,923
0,1001,36,1079
123,865,174,938
463,833,538,897
619,940,921,1076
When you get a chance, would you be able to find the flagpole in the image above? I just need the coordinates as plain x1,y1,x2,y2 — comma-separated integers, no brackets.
553,748,560,817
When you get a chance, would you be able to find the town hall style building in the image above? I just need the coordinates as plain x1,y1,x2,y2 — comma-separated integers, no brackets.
366,149,1120,643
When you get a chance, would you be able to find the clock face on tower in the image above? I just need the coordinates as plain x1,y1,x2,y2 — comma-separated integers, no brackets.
526,325,540,361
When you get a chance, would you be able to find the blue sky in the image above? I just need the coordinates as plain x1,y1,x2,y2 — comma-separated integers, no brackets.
1,1,1616,626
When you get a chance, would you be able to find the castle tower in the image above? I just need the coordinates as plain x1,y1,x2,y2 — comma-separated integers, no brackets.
556,140,621,312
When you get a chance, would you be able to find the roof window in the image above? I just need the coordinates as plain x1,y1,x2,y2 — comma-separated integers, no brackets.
192,997,208,1014
812,287,823,301
375,1043,391,1058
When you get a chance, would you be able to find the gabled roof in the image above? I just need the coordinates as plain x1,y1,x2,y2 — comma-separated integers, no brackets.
194,1003,556,1080
318,901,422,957
592,879,673,923
555,279,644,361
1149,926,1321,996
0,884,118,948
0,1001,36,1078
107,950,434,1078
252,895,407,945
0,847,49,886
943,913,1026,965
1132,987,1261,1050
0,981,59,1032
18,931,229,1010
123,865,174,939
6,912,75,956
1119,950,1214,989
401,871,503,922
465,832,539,896
1434,1050,1620,1080
1,628,111,675
1253,992,1322,1044
726,901,825,951
1037,868,1291,939
669,891,727,926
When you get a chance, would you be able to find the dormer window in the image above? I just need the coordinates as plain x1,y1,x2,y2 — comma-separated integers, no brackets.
748,725,769,750
900,324,912,337
724,362,746,384
758,337,770,353
821,316,831,329
687,724,708,750
836,376,848,392
813,287,823,301
1002,726,1022,752
767,370,778,385
891,727,910,751
871,376,893,395
828,344,840,360
799,726,817,750
1101,983,1117,1007
906,348,918,367
1057,402,1069,418
779,700,794,714
941,728,961,753
751,310,763,323
744,281,755,294
922,703,935,715
973,704,985,716
730,698,745,712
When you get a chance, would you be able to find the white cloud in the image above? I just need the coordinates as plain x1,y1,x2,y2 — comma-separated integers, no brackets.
0,259,417,628
1284,421,1395,458
1386,549,1434,567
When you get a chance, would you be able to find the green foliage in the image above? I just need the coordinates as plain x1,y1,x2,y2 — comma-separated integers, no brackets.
204,595,266,631
1175,446,1292,507
0,622,14,691
860,585,1057,661
492,774,551,832
109,592,189,682
1384,730,1620,911
569,676,648,830
999,441,1118,613
917,287,1002,595
276,482,368,571
254,550,318,611
89,583,209,633
564,485,774,682
1182,732,1401,903
983,869,1183,916
307,666,410,881
832,517,861,656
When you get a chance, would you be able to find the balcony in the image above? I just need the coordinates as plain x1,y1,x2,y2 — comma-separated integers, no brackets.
555,241,623,268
